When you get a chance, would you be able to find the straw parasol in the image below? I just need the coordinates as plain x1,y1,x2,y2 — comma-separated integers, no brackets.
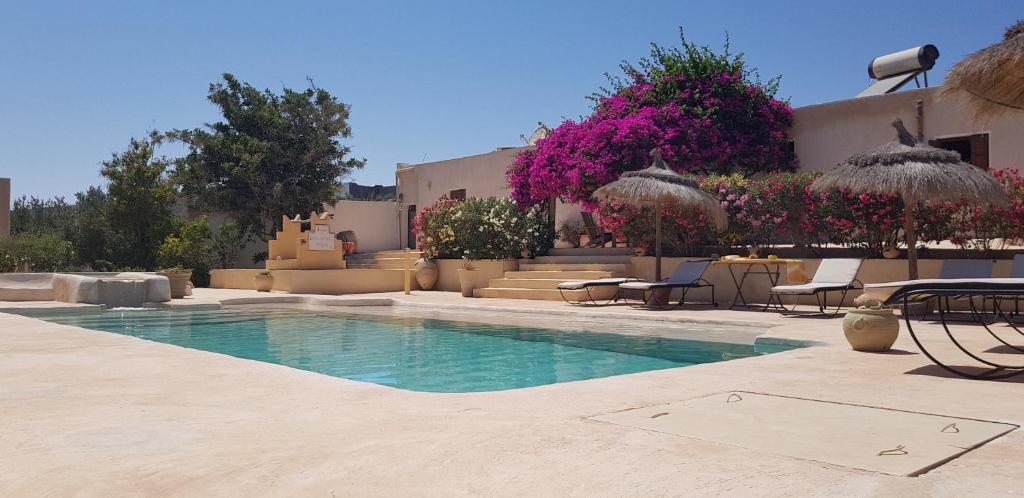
942,20,1024,120
812,119,1008,280
593,149,727,281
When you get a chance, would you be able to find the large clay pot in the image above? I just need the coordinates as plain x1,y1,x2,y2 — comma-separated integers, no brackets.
842,308,900,352
414,258,438,290
254,272,274,292
157,271,192,299
882,246,900,259
457,268,482,297
650,287,672,305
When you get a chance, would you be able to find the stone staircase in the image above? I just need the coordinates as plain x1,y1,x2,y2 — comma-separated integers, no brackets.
345,250,423,270
474,247,635,301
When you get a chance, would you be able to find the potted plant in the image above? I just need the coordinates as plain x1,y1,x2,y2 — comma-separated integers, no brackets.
156,266,193,299
457,260,481,297
557,221,583,248
254,270,274,292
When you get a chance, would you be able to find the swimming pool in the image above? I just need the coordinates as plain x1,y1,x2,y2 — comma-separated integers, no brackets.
18,307,802,392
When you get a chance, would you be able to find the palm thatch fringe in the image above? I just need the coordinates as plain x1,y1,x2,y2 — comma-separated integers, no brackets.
942,20,1024,121
811,120,1008,206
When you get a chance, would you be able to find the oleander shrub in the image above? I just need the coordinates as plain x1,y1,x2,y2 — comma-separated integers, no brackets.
414,197,556,260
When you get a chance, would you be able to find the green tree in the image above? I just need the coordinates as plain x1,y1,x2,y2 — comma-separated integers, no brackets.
102,136,176,269
170,73,365,246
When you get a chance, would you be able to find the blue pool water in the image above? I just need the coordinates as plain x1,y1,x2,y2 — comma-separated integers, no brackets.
18,308,800,392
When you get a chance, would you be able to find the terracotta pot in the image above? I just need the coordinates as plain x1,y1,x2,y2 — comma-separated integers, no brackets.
634,246,647,257
882,245,900,259
157,271,192,299
414,258,438,290
521,249,531,259
457,268,483,297
842,308,900,352
253,273,274,292
650,287,672,306
747,245,763,258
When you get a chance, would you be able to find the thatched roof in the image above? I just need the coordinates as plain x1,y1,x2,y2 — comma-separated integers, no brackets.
942,20,1024,120
811,119,1008,206
592,150,728,228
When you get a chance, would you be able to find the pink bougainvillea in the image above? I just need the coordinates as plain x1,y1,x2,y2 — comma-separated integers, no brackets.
508,65,796,207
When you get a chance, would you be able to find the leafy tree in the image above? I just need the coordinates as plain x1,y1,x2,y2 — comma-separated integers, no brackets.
73,187,111,266
170,73,365,244
209,220,247,269
101,135,176,269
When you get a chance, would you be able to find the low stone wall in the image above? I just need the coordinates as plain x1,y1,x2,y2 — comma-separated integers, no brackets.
628,257,1015,307
434,259,518,292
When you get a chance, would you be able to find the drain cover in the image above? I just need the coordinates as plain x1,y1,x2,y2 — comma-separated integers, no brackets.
590,391,1016,476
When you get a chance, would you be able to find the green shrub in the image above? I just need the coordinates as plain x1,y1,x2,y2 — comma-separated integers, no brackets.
414,197,557,260
0,233,77,272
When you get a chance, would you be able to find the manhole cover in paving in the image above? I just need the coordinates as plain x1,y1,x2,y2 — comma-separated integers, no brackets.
589,391,1017,476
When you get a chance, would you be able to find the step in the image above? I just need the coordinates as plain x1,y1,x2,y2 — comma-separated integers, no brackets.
518,263,629,272
347,251,423,261
528,255,631,264
473,286,619,301
504,270,623,280
548,247,636,256
345,258,416,269
487,278,567,290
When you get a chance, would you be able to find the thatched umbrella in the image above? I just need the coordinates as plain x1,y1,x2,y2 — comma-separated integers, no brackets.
593,149,727,280
812,119,1008,280
943,20,1024,120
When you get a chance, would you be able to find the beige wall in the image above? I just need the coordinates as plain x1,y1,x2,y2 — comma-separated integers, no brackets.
395,147,583,248
791,87,1024,172
324,200,400,252
0,178,9,237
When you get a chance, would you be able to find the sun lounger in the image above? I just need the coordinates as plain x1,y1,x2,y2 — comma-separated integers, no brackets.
864,277,1024,380
769,258,863,317
617,260,715,308
580,212,614,248
557,277,639,305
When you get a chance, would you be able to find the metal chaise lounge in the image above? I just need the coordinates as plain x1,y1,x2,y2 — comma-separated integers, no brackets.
557,277,639,305
769,258,864,317
865,278,1024,380
617,259,716,308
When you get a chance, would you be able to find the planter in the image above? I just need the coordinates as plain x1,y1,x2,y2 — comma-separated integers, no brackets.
842,308,899,352
157,271,192,299
747,245,763,258
457,268,482,297
882,246,900,259
633,246,648,257
253,272,274,292
414,258,439,290
650,287,672,306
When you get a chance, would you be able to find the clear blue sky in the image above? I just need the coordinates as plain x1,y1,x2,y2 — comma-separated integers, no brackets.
1,0,1019,199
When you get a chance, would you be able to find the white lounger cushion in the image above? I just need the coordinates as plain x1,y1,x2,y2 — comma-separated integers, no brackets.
557,278,635,290
810,258,863,284
770,282,856,295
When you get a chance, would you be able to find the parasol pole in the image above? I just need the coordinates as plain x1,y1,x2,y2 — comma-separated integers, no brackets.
904,201,919,280
655,198,663,281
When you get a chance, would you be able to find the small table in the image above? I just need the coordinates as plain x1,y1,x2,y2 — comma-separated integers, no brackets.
712,258,806,310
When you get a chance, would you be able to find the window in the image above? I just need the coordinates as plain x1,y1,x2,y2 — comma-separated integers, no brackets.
449,189,466,200
929,133,989,169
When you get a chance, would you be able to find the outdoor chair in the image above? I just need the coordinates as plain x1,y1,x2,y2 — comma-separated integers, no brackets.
866,277,1024,380
925,259,995,320
557,277,640,305
769,258,864,317
981,254,1024,317
580,212,615,248
618,259,716,308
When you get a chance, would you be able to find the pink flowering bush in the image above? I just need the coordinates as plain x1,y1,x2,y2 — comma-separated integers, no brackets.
598,202,712,256
508,32,795,207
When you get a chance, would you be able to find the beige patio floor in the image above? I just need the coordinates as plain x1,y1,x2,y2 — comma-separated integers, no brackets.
1,289,1023,496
